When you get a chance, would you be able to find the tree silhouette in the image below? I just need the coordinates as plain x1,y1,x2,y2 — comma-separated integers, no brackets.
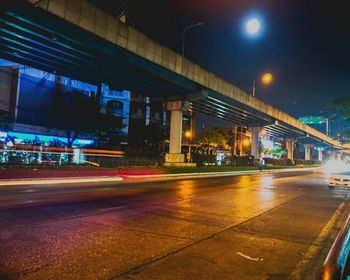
194,126,232,153
331,96,350,142
45,90,122,147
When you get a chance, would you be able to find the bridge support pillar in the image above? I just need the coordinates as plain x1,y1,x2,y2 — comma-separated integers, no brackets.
330,151,335,160
304,144,313,161
164,100,194,166
337,152,342,161
250,127,261,161
317,147,323,162
286,139,295,162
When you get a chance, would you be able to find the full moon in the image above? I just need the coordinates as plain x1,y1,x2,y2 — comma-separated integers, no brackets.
246,18,261,35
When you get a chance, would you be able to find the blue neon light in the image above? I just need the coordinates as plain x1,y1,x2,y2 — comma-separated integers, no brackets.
1,130,95,147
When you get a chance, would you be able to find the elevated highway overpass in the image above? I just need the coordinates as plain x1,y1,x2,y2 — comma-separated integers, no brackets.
0,0,347,164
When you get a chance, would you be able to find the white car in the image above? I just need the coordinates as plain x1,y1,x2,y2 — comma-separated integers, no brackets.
329,172,350,188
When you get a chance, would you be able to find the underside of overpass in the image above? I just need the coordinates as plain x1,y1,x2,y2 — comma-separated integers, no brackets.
0,0,346,164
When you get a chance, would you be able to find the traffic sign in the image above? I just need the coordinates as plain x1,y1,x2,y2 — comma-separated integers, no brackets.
298,116,325,124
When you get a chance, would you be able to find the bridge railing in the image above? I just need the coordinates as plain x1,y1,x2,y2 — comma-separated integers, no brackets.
320,212,350,280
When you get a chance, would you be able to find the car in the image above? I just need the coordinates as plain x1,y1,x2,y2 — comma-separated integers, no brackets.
329,172,350,188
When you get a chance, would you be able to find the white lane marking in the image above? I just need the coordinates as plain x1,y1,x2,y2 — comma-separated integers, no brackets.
0,176,123,186
236,251,263,262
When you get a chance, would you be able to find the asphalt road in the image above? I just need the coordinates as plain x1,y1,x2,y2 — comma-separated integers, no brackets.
0,170,349,280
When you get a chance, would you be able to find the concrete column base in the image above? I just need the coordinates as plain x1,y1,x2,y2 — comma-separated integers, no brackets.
304,144,313,161
163,162,197,167
286,139,295,162
164,153,196,167
165,153,185,163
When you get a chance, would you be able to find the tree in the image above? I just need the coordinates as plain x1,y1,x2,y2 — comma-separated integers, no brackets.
45,90,122,147
194,126,231,153
331,96,350,143
331,96,350,121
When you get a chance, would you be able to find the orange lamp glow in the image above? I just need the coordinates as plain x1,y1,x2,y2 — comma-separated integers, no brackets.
184,130,191,138
261,72,273,84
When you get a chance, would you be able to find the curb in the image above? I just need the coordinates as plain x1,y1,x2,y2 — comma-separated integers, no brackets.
0,167,320,187
123,167,321,181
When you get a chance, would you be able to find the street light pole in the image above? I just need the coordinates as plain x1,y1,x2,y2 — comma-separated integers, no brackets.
324,117,330,136
182,22,204,57
252,78,257,97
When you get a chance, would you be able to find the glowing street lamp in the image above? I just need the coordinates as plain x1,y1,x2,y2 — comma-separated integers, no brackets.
184,130,192,139
184,130,192,162
252,72,273,97
261,72,273,84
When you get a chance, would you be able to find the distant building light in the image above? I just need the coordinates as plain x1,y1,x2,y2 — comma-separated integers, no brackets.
75,139,95,145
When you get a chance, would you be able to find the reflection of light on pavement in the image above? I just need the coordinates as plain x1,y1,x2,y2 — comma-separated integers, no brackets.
260,176,273,188
232,176,256,219
233,175,275,218
259,176,274,200
177,180,195,208
236,175,252,188
260,190,273,200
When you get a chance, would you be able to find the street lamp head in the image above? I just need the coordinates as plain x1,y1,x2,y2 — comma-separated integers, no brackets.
246,18,261,35
261,72,273,85
252,72,273,97
184,130,192,139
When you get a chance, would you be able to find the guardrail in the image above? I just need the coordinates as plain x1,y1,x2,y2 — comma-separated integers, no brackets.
320,212,350,280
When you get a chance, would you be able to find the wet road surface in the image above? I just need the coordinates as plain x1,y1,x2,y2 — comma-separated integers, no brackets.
0,170,349,280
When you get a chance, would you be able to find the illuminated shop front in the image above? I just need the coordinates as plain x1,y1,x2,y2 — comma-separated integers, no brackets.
0,130,95,164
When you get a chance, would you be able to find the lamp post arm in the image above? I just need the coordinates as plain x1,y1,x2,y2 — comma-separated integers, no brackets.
182,22,203,57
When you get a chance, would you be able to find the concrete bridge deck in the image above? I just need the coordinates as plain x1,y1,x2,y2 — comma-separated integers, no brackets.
0,0,344,149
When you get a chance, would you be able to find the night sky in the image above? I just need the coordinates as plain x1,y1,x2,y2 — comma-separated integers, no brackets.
94,0,350,120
